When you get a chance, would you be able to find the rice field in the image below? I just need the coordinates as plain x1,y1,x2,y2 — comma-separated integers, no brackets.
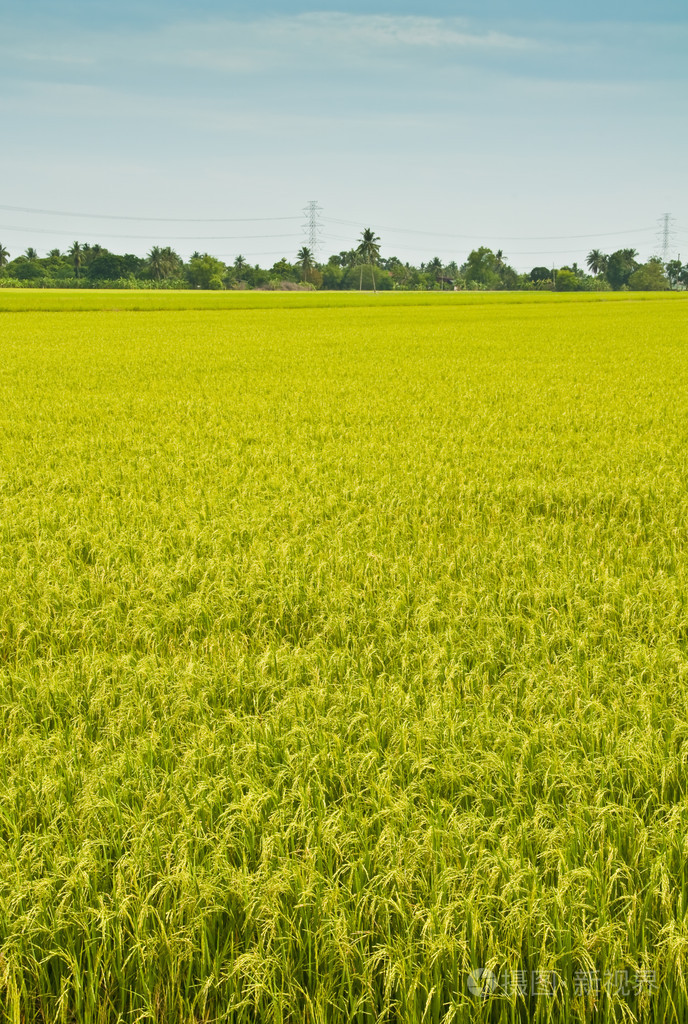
1,291,687,1023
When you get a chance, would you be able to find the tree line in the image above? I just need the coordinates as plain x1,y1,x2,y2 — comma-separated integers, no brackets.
0,231,685,291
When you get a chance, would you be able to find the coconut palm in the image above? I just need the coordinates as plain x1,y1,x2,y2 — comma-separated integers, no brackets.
356,228,381,292
68,241,83,279
148,246,164,281
0,244,10,269
586,249,608,277
147,245,182,282
160,247,182,279
426,256,444,289
295,246,314,283
24,247,38,260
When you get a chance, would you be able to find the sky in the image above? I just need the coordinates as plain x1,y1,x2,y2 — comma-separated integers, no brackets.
1,0,687,271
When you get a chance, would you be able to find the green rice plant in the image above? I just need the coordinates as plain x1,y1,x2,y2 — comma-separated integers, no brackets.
0,291,687,1022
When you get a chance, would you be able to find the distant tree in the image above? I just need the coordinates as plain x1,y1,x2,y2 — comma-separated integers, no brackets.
444,260,459,280
606,248,638,290
586,249,608,277
233,255,247,274
334,249,358,269
46,248,66,273
86,244,104,263
463,247,500,289
89,253,128,281
148,246,164,281
356,228,381,291
295,246,315,283
321,258,344,289
530,266,552,283
79,243,104,269
628,257,668,291
269,258,298,283
248,264,271,289
665,258,683,289
68,241,84,280
147,245,182,281
0,244,9,269
341,264,392,291
7,256,46,281
425,256,444,289
187,254,226,289
380,257,410,287
121,254,146,277
499,265,520,290
24,247,38,260
554,268,579,291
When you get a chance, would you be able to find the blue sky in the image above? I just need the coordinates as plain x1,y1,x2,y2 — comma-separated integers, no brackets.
1,1,687,270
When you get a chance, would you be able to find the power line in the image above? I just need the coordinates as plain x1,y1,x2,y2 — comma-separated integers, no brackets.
0,224,302,241
0,202,657,241
326,217,658,241
0,204,301,223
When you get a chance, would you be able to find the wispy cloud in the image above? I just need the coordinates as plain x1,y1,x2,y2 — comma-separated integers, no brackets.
152,13,540,76
2,12,686,89
0,13,539,80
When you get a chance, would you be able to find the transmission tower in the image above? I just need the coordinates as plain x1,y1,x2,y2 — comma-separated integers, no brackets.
303,201,323,257
658,213,675,261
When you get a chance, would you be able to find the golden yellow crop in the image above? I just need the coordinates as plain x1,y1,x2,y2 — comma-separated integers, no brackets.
1,291,687,1022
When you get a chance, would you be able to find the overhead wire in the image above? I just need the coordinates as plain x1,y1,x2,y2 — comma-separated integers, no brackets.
0,204,662,241
326,217,658,241
0,204,302,223
0,203,679,265
0,224,303,241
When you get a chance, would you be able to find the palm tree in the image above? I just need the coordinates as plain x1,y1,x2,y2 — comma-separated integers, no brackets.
586,249,608,277
147,245,182,282
426,256,443,289
0,244,10,269
161,247,182,279
25,247,38,260
296,246,314,283
68,241,83,279
356,227,381,292
148,246,164,281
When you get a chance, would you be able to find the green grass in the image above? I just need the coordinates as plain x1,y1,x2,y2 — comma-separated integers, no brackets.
1,291,687,1023
0,288,685,313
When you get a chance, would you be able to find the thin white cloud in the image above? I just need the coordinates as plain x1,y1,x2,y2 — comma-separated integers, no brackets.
0,13,540,79
159,14,539,74
3,12,685,89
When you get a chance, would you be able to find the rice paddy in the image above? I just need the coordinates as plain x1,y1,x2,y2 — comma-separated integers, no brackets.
1,291,687,1023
